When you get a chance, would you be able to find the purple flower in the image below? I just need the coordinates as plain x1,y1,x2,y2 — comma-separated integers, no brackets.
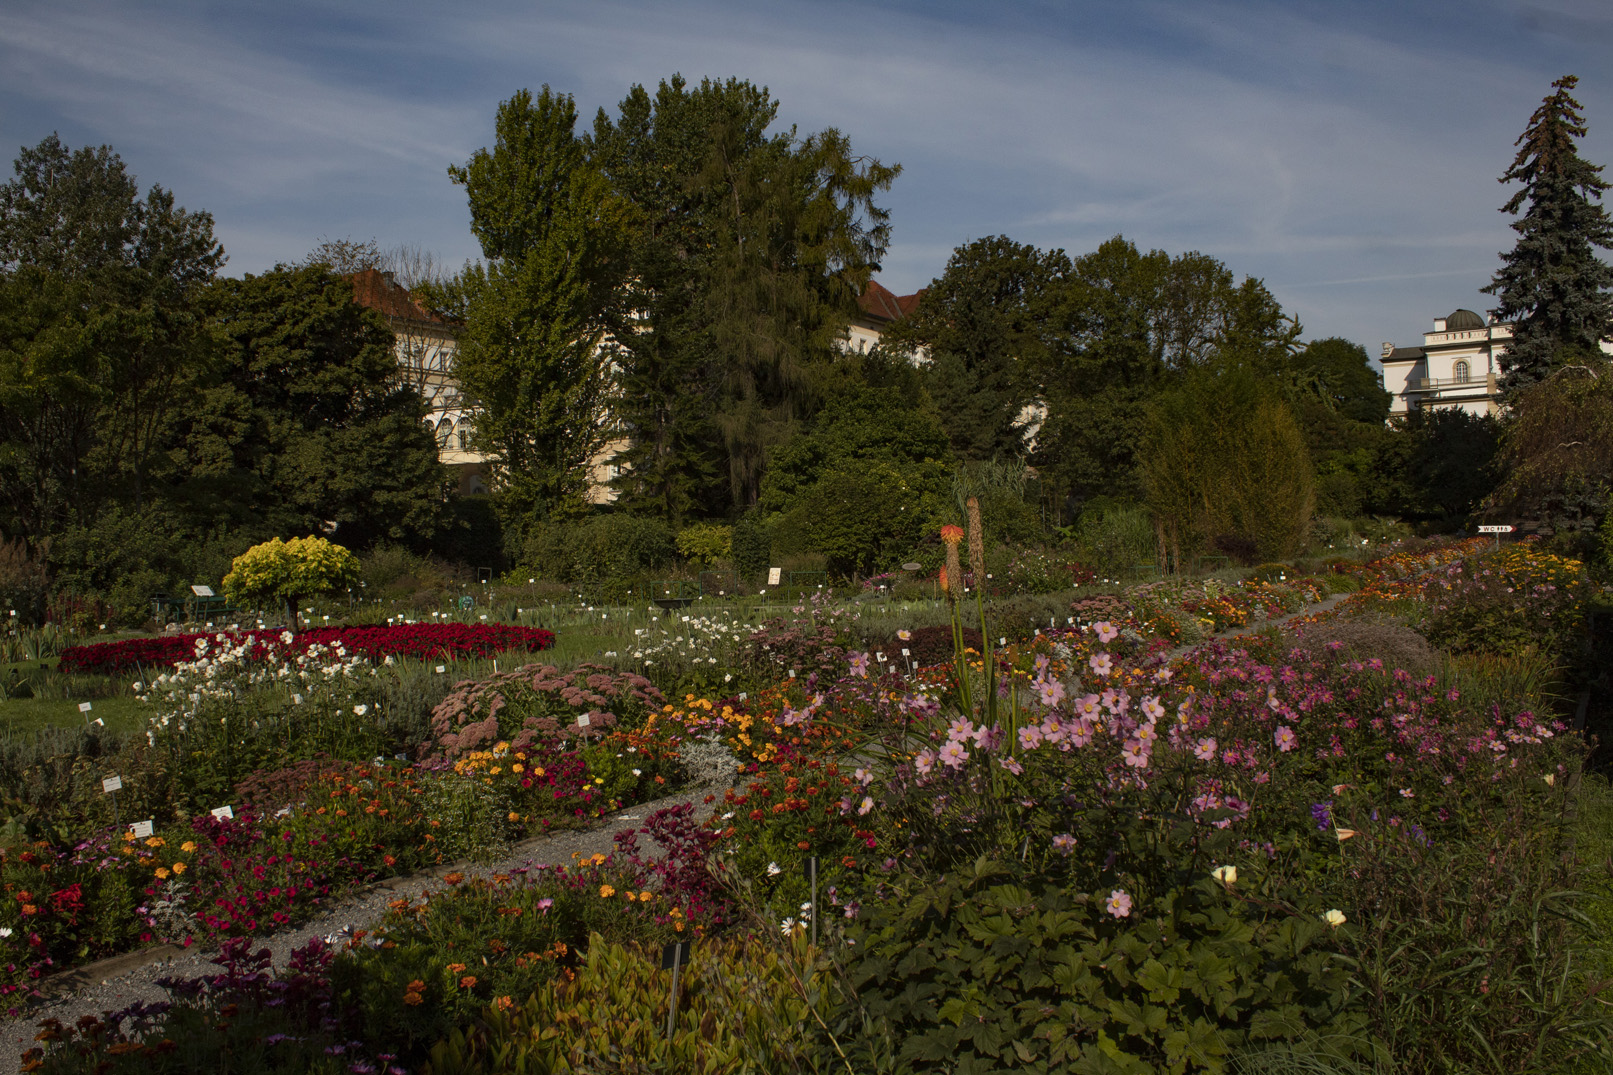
1105,889,1132,917
1310,801,1333,832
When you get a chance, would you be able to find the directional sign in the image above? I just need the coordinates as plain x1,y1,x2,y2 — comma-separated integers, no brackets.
1477,525,1515,534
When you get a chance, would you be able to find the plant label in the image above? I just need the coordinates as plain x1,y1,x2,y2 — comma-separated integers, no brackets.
191,585,214,597
276,806,292,818
435,665,446,674
767,568,782,585
788,670,796,678
129,820,154,839
211,805,234,820
92,718,103,727
660,940,691,969
1478,524,1515,533
738,693,747,702
291,694,302,705
901,648,910,657
577,714,591,727
78,702,92,713
102,776,123,793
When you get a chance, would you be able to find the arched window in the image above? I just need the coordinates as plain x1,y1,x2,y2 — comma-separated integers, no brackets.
434,418,454,447
1453,360,1470,382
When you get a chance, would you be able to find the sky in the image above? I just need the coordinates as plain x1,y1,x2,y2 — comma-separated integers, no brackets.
3,0,1612,355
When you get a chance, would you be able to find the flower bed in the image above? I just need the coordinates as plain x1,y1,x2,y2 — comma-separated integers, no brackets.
57,622,557,675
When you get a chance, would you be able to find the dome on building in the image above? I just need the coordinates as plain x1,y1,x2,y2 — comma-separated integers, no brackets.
1446,308,1485,330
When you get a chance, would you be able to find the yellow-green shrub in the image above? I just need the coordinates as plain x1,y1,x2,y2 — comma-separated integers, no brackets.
425,932,831,1075
222,536,360,623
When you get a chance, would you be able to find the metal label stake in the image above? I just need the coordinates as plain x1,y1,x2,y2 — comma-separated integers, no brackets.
661,940,690,1041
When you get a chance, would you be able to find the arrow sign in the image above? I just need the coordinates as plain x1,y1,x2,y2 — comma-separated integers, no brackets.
1477,525,1514,534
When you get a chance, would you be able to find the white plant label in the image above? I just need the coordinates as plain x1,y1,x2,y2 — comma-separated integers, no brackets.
767,568,782,585
129,820,154,839
275,806,292,818
211,805,234,820
577,714,591,727
901,649,910,657
102,776,123,793
435,665,446,674
78,702,93,713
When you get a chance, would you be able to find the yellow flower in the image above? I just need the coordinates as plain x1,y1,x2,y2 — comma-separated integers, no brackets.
639,891,654,902
599,884,616,898
507,812,520,822
511,763,524,773
145,836,164,848
172,861,186,875
154,867,171,880
180,841,197,853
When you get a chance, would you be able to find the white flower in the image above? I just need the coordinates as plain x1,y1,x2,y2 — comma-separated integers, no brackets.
632,769,642,777
0,927,11,938
780,917,799,935
1321,909,1347,928
353,704,369,716
767,861,782,877
1210,865,1237,885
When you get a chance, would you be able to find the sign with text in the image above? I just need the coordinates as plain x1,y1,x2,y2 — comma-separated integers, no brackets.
78,702,93,713
129,820,154,839
1478,525,1515,534
211,805,234,820
101,775,123,794
190,585,214,597
767,567,782,586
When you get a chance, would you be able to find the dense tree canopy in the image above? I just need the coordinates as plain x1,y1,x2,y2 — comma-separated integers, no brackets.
1483,76,1613,390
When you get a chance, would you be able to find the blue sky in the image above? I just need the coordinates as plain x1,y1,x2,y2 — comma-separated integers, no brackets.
3,0,1611,354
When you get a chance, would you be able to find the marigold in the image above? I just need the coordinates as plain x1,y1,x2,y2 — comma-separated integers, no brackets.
172,862,186,875
180,841,197,853
459,975,477,989
443,872,465,886
446,963,466,974
599,884,616,898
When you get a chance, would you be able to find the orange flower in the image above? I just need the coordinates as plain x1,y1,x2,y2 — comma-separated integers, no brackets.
171,862,186,875
403,992,423,1006
494,995,514,1012
443,872,465,886
938,565,950,594
940,524,964,546
459,975,477,990
446,963,467,975
599,884,616,898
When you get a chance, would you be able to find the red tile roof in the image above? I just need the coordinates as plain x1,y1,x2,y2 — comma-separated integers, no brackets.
345,269,441,323
857,279,924,323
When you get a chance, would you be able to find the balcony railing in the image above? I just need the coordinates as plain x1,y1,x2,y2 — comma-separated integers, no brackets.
1408,373,1497,393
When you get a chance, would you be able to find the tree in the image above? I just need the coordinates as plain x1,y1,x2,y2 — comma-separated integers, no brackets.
1483,76,1613,390
589,75,897,521
883,236,1067,460
1031,237,1300,508
192,265,449,549
222,536,359,628
0,135,224,525
1368,409,1500,524
1141,367,1315,565
1485,366,1613,539
443,87,632,532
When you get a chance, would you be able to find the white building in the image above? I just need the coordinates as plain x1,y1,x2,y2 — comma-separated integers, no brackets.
1379,309,1509,418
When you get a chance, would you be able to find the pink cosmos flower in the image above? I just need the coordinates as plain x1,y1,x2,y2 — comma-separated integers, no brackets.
914,750,935,775
938,741,969,769
1052,833,1076,855
1105,889,1132,917
998,756,1024,775
1018,725,1044,750
1193,737,1218,761
1089,653,1113,677
1122,740,1149,768
1274,726,1297,753
1094,621,1119,643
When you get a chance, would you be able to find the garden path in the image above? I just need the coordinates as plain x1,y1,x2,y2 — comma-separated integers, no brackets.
0,781,729,1072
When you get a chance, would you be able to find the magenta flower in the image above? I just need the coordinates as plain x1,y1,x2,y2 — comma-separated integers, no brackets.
1052,833,1076,855
1089,653,1113,677
1105,889,1132,917
848,652,870,678
1274,725,1297,753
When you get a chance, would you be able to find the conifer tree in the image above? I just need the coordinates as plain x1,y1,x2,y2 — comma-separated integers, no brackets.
1483,75,1613,390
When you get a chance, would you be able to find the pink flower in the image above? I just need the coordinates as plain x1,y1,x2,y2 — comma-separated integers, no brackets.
1089,653,1113,677
1093,621,1119,643
1018,725,1044,750
858,796,875,815
1274,726,1297,753
848,652,870,678
1105,889,1132,917
938,741,969,769
1122,740,1149,768
914,750,935,775
1052,834,1076,855
1193,737,1218,761
998,756,1024,775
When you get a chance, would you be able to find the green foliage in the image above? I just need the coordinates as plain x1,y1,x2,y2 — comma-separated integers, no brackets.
1367,408,1501,524
730,509,772,581
1142,369,1315,563
1069,500,1156,576
0,537,48,625
592,74,899,520
829,856,1366,1074
675,522,733,566
887,235,1066,460
444,87,632,529
196,264,450,549
519,513,676,584
1483,76,1613,391
1486,366,1613,534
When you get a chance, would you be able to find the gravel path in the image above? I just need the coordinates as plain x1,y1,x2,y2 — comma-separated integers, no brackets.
0,782,728,1073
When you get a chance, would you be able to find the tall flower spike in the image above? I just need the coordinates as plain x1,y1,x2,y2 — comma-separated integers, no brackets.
965,497,987,585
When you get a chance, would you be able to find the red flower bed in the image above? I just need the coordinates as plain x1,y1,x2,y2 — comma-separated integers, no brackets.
57,623,557,676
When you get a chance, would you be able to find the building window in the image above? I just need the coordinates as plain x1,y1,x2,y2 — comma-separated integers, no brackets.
1454,360,1470,382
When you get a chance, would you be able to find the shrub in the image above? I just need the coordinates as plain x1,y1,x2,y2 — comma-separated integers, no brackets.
520,514,676,584
731,510,772,582
428,663,662,758
0,539,49,626
221,536,361,627
676,523,733,566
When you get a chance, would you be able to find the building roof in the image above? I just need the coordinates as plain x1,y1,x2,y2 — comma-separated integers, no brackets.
345,269,442,323
857,279,924,323
1445,308,1485,330
1381,346,1426,363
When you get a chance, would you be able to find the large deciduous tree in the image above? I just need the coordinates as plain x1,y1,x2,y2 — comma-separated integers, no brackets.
883,236,1067,461
442,87,633,533
1483,76,1613,390
192,265,449,549
0,134,224,538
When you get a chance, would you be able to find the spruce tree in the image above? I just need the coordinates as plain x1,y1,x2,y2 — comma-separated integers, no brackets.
1484,75,1613,390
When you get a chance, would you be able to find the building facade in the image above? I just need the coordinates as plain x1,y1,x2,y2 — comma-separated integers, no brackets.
1379,308,1509,418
